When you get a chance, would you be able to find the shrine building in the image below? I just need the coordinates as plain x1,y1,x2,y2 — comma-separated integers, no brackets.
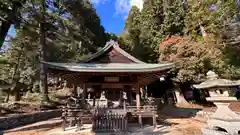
43,40,175,110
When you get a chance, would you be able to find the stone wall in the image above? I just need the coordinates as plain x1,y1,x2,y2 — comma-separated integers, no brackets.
0,109,61,130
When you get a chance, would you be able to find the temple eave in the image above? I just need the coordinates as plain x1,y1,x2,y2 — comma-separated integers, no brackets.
43,62,174,73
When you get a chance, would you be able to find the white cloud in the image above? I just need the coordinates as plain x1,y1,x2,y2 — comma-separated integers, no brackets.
114,0,143,18
130,0,143,10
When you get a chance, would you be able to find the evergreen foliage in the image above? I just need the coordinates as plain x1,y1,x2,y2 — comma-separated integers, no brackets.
121,0,240,84
0,0,109,101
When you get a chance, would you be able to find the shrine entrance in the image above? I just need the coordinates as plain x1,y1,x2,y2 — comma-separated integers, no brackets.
43,40,174,132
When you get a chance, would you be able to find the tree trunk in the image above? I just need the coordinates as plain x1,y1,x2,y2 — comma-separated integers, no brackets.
39,0,48,101
174,83,189,106
174,89,189,105
12,52,22,102
14,84,21,101
0,21,11,49
4,91,10,102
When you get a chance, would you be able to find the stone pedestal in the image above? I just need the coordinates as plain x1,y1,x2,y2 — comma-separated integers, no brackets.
202,97,240,135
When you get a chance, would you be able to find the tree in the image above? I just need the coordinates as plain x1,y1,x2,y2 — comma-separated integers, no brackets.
1,31,38,101
160,37,227,83
139,0,164,62
184,0,240,39
0,0,110,102
0,0,26,49
124,6,143,59
162,0,185,36
52,0,109,62
122,0,186,63
39,0,48,101
223,21,240,68
159,0,240,84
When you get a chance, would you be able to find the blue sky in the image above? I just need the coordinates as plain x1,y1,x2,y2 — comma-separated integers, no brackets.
91,0,143,34
7,0,143,37
93,0,125,34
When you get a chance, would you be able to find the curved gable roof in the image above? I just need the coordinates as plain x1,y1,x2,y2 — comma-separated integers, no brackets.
82,40,145,64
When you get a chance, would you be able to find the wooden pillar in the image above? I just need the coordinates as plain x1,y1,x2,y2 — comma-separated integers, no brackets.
82,84,87,108
130,90,133,105
136,84,142,127
72,84,77,96
119,90,123,107
123,99,126,111
83,84,87,100
136,85,140,109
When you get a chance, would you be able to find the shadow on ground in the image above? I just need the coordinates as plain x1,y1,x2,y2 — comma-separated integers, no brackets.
3,118,62,134
0,107,23,116
160,105,202,118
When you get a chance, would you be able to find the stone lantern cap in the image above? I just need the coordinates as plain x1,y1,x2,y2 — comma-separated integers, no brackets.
193,71,240,89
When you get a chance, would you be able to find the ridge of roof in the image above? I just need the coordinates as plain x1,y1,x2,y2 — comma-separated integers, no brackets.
81,40,114,63
82,40,145,64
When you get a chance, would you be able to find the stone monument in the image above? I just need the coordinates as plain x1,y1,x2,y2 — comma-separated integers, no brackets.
193,71,240,135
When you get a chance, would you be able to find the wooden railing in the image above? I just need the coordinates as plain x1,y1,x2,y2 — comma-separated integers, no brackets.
126,105,157,113
61,106,85,131
126,105,157,127
92,107,128,132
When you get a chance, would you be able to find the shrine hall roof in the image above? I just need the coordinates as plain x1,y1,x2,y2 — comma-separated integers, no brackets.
42,62,174,73
43,40,174,73
82,40,145,63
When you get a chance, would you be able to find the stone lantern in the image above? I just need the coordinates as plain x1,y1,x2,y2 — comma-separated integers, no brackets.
193,71,240,135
